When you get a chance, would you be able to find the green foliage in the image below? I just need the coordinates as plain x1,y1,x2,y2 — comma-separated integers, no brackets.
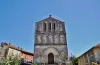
68,61,73,65
73,58,78,64
71,55,78,65
32,63,37,65
0,56,20,65
91,62,98,65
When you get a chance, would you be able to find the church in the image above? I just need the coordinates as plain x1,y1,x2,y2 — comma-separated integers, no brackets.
34,15,68,65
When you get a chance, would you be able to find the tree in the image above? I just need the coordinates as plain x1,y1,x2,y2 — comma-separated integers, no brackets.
73,57,78,65
70,55,78,65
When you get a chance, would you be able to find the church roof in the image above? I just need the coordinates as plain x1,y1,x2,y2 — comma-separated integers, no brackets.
38,15,63,22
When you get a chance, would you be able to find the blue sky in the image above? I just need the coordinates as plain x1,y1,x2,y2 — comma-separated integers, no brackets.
0,0,100,57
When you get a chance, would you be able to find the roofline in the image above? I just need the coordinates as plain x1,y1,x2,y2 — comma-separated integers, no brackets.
1,42,34,56
35,15,65,23
20,50,34,56
78,46,94,58
78,44,100,58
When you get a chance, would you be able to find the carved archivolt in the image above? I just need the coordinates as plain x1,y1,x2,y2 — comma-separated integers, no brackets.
43,47,59,55
34,51,43,61
59,52,67,62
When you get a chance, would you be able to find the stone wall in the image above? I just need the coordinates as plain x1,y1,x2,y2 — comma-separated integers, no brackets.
34,45,68,63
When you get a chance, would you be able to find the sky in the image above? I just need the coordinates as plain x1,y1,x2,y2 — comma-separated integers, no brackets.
0,0,100,57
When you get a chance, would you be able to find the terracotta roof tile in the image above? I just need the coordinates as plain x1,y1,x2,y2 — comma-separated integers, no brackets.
21,50,34,56
95,43,100,47
2,42,19,50
2,42,34,56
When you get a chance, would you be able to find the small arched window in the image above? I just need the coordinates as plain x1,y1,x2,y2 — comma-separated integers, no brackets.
44,23,46,31
54,23,55,30
49,22,51,31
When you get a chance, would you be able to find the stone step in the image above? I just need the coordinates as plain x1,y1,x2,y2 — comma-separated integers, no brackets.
44,63,58,65
46,64,57,65
39,63,66,65
47,64,56,65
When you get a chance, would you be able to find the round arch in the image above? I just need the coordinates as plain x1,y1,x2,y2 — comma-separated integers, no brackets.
48,53,54,64
59,52,67,62
43,47,59,55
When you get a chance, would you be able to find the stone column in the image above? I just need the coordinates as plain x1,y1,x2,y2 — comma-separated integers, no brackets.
42,22,44,33
46,22,49,32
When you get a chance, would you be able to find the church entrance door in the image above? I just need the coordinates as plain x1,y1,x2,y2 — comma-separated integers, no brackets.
48,53,54,64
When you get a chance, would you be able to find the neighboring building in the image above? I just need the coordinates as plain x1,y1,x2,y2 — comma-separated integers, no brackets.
0,42,34,63
78,44,100,65
0,42,21,60
20,50,34,63
34,15,68,65
0,43,8,61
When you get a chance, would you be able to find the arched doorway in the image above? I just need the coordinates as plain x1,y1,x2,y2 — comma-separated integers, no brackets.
48,53,54,64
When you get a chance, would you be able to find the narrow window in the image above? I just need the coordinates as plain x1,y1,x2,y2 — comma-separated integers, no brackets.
49,22,51,31
54,23,55,30
44,23,46,31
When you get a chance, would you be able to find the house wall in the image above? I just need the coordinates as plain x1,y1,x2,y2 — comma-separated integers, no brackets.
21,52,33,62
0,44,9,61
93,47,100,63
7,48,20,59
78,47,100,65
0,43,34,63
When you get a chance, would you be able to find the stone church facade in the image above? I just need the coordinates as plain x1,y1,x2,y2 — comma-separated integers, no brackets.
34,15,68,65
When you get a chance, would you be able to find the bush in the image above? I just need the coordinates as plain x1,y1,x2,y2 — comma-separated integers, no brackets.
0,57,20,65
91,62,98,65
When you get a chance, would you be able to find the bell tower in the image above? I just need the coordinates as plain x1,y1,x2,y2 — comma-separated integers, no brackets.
34,15,68,65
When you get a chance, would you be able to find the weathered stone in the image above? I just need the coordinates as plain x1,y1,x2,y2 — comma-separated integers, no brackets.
34,16,68,64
